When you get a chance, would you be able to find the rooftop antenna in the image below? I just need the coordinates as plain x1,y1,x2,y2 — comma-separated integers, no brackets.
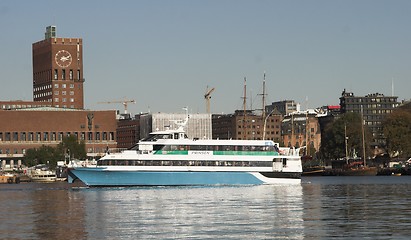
391,77,395,96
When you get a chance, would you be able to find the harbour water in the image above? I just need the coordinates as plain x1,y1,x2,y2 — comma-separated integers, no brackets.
1,176,411,239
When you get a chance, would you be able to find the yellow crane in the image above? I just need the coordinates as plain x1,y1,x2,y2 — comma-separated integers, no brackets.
204,86,215,114
98,99,136,114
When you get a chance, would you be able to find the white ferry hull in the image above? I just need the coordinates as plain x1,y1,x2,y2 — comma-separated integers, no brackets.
68,168,301,186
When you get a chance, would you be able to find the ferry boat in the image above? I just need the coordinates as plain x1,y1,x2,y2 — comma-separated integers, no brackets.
68,121,302,186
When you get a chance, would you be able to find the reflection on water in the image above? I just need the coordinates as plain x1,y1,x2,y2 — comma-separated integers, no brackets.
0,183,87,240
0,183,304,239
2,177,411,239
82,185,304,239
302,176,411,239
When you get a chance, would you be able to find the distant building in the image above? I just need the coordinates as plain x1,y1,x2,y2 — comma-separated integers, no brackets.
339,89,399,146
32,26,85,109
116,114,140,149
212,110,282,141
266,100,300,116
281,110,321,153
139,113,212,140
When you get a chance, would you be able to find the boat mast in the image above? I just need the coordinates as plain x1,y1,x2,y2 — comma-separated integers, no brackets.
345,124,349,165
258,72,267,139
361,105,367,166
261,72,266,120
242,77,247,140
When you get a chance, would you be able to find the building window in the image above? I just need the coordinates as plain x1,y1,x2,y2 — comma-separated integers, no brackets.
77,70,81,80
28,132,33,141
37,132,42,141
54,69,58,80
5,132,10,141
88,132,93,141
58,132,63,141
69,70,73,80
103,132,107,141
13,132,18,141
62,84,66,88
62,69,66,80
96,132,100,141
54,83,59,88
81,132,85,140
20,132,26,141
70,84,74,88
43,132,49,141
52,132,56,141
55,91,59,95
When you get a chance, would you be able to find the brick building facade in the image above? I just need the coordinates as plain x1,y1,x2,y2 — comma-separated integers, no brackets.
0,108,117,161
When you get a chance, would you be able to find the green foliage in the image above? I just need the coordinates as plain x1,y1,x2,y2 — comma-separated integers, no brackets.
23,135,87,168
383,109,411,158
319,112,373,160
56,135,87,160
24,145,63,168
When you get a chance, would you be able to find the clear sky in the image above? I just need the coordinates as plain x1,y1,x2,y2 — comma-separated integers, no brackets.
0,0,410,115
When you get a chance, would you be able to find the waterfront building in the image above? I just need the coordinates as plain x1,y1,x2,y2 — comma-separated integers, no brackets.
339,89,399,146
281,110,321,153
0,108,117,164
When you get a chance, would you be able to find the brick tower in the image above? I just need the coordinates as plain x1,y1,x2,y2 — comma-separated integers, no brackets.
32,26,84,109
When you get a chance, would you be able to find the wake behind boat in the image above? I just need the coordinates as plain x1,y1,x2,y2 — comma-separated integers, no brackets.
68,118,302,186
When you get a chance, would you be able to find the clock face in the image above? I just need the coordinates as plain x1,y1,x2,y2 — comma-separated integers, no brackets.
55,50,72,68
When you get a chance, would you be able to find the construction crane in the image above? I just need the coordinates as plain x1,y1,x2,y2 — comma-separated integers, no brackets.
204,86,215,114
98,99,136,114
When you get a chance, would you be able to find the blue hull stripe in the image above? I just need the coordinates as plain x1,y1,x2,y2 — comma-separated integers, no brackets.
69,169,265,186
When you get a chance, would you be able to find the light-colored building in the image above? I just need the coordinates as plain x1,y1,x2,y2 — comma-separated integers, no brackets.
281,110,321,154
139,113,212,140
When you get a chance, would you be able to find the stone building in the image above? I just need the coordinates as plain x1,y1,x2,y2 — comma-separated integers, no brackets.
281,110,321,153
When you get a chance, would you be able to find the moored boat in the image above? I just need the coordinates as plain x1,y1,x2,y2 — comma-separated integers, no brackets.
68,119,302,186
27,165,57,182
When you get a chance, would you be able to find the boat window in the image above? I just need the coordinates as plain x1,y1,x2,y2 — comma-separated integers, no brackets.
153,145,164,151
99,159,273,167
141,133,172,142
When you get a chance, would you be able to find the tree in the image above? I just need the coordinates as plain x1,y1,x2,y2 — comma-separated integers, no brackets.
56,135,87,160
319,112,373,160
23,135,87,168
24,145,61,168
383,109,411,158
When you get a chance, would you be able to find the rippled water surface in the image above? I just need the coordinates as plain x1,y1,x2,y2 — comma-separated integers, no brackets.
1,176,411,239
